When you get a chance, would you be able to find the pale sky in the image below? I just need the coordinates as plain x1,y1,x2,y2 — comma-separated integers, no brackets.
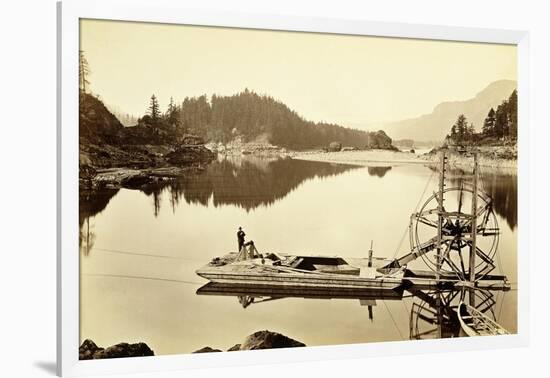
80,19,517,128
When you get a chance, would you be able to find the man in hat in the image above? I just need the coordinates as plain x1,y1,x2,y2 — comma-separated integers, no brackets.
237,227,246,252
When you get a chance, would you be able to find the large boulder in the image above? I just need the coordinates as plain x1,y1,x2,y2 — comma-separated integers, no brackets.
79,339,103,360
192,346,222,353
194,331,305,353
239,330,305,350
180,134,206,146
227,344,241,351
328,141,342,152
366,130,395,150
79,339,154,360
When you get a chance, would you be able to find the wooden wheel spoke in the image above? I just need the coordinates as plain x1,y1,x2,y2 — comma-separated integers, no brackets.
417,216,438,228
463,203,491,227
414,328,438,337
442,256,465,280
417,313,437,324
467,241,494,265
457,248,468,278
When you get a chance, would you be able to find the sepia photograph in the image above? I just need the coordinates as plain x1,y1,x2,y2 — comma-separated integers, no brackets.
78,18,518,360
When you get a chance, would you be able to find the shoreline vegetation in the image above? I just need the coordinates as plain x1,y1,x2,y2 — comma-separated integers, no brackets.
79,90,517,193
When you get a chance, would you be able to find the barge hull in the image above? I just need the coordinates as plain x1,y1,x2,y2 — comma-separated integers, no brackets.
196,271,403,290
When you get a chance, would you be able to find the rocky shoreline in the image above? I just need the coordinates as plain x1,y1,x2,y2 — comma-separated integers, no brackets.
420,145,517,170
293,145,517,170
80,140,216,190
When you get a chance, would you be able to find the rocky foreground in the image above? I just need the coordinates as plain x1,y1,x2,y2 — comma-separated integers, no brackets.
193,330,306,353
79,330,304,359
79,339,154,360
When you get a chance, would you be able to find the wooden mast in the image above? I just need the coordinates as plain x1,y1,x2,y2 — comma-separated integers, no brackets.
469,153,479,283
436,151,447,281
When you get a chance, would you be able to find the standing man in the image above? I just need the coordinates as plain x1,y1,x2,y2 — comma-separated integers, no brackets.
237,227,246,252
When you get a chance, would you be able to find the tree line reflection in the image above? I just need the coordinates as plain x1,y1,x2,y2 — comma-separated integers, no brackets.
79,158,516,257
446,167,517,230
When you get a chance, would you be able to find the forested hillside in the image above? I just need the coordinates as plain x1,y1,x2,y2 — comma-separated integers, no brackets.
139,89,393,150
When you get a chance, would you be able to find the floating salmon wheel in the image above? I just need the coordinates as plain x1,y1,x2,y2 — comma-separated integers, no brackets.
410,184,500,280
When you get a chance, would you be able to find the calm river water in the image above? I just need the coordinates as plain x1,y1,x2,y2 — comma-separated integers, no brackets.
79,156,517,354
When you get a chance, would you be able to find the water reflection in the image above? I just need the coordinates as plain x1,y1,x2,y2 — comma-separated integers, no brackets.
79,157,359,225
79,157,358,252
408,287,498,339
431,166,517,230
367,166,392,178
79,159,517,255
166,157,358,212
79,188,119,254
197,283,505,340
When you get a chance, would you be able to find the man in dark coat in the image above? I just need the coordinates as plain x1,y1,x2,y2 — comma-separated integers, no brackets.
237,227,246,251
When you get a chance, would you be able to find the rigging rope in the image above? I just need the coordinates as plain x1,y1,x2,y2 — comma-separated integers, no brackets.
497,290,506,322
92,247,203,261
84,272,204,286
382,300,405,340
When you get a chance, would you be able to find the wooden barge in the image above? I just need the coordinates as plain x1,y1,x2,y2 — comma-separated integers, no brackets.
196,251,404,291
196,152,511,298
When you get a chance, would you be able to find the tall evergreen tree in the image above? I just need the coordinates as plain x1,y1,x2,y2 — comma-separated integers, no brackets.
165,96,179,127
482,108,496,136
494,102,509,138
508,90,518,139
455,114,468,140
148,94,160,123
79,50,91,93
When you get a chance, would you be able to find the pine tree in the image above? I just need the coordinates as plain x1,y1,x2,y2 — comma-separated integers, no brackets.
508,90,518,139
494,103,508,138
452,114,468,142
166,97,175,115
482,108,496,136
165,96,179,128
148,94,160,123
79,50,91,93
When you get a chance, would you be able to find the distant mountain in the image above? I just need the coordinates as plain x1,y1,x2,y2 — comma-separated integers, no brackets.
383,80,517,142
